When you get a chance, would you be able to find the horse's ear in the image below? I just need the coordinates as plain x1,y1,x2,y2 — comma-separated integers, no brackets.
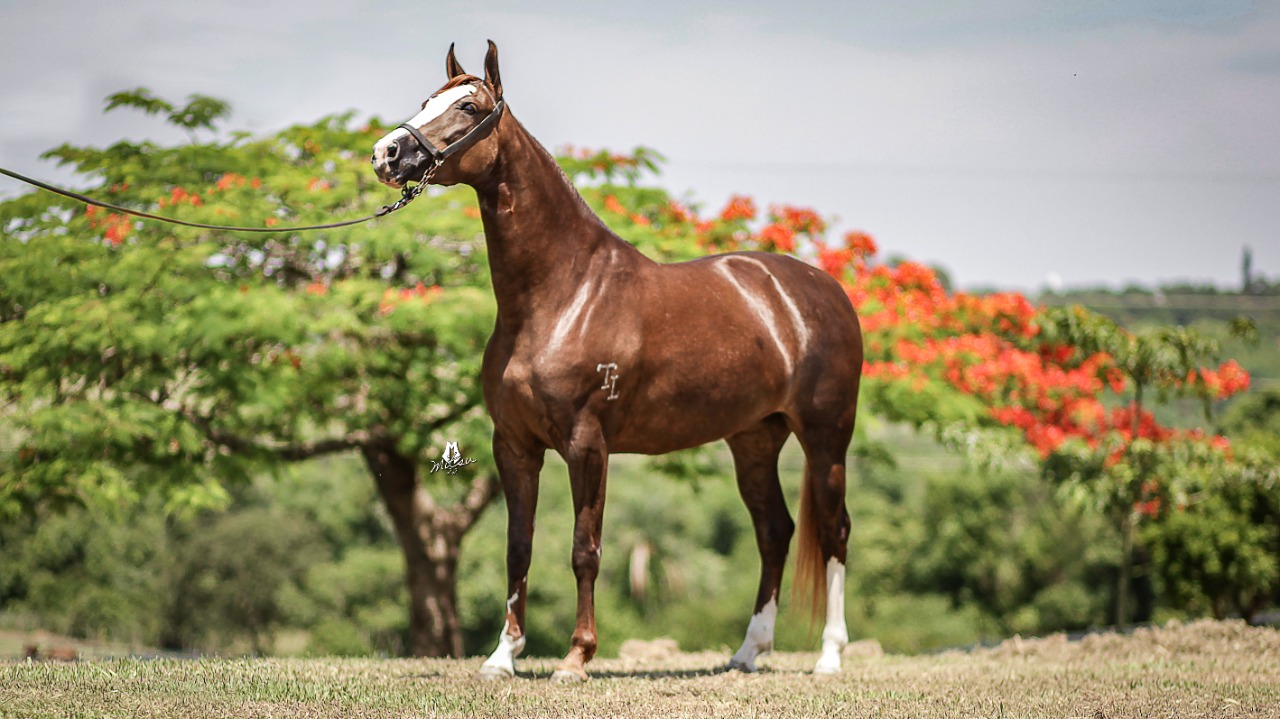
445,42,466,79
484,39,503,100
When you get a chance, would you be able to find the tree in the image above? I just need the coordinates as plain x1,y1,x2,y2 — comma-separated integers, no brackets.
0,90,499,656
1035,309,1251,625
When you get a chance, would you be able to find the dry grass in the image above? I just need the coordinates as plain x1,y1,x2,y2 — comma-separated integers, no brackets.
3,620,1278,718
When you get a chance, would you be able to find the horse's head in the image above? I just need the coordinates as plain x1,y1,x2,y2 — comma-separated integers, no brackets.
371,41,505,188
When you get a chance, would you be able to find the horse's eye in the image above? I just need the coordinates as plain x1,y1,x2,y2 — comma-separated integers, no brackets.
460,102,477,115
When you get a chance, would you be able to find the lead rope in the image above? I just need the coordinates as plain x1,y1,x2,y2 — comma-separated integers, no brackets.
0,160,441,234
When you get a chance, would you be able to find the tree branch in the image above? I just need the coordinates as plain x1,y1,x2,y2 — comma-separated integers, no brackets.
426,402,475,433
180,407,378,461
456,471,501,530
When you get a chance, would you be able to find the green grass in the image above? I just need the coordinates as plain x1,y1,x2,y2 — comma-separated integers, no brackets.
4,620,1277,718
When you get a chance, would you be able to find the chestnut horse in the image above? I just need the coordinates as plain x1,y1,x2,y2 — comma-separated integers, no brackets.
372,42,862,682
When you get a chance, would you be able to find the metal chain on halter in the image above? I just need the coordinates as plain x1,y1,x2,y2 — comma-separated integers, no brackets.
380,158,444,216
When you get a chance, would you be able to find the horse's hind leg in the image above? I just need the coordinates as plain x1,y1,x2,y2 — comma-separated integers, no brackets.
726,414,793,672
794,421,854,674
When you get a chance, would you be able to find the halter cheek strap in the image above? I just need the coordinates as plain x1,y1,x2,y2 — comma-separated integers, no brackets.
397,98,506,165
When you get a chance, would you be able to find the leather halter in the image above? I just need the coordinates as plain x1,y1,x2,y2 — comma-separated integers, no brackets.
397,92,506,166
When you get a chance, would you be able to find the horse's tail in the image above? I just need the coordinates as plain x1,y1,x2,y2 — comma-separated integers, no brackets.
792,458,826,627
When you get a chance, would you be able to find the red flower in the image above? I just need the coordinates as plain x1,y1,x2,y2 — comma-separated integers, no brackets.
604,195,627,215
772,204,825,235
844,231,878,257
719,195,756,222
757,223,795,253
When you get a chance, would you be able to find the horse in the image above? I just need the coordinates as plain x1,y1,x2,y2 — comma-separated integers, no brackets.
371,41,862,682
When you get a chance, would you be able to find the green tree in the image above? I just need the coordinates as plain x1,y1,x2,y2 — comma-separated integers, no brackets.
1141,453,1279,622
162,506,326,654
0,89,498,656
1039,307,1250,626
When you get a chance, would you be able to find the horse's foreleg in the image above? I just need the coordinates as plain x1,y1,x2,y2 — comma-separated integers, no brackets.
479,432,544,680
725,417,793,672
552,417,608,683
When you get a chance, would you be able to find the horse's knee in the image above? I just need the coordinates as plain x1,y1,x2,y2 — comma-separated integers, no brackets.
570,543,601,579
507,537,533,575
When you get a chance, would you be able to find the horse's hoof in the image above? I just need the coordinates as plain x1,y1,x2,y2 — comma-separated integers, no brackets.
549,668,587,684
478,663,515,681
727,657,758,673
813,659,842,675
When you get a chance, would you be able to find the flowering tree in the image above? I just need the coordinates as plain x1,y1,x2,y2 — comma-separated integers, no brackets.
0,90,499,657
578,161,1260,626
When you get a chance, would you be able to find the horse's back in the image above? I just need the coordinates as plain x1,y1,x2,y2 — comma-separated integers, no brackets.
677,250,862,368
634,250,862,434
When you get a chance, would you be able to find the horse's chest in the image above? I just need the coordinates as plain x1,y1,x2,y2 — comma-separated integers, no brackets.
487,347,596,444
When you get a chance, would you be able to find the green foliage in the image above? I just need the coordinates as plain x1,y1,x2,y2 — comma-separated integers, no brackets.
0,90,494,519
905,470,1114,635
163,507,326,654
284,546,407,656
1142,456,1280,622
558,146,664,185
1220,388,1280,459
0,503,168,644
104,88,231,133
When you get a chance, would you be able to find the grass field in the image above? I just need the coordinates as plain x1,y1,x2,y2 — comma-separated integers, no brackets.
3,620,1277,718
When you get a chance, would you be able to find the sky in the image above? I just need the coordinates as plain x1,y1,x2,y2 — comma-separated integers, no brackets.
1,0,1277,291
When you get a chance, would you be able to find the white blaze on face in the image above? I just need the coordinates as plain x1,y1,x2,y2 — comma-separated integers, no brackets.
730,596,777,672
374,84,478,155
815,558,848,674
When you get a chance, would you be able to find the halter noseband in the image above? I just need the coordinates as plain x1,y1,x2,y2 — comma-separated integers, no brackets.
397,97,506,166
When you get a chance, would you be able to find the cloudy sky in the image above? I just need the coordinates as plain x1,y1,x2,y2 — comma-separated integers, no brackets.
2,0,1277,291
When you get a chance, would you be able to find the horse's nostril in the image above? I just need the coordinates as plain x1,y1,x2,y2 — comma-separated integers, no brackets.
386,142,399,159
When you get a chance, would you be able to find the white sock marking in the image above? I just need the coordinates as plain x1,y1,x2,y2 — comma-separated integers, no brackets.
481,591,525,676
730,597,777,671
375,84,477,153
815,559,847,674
716,262,791,372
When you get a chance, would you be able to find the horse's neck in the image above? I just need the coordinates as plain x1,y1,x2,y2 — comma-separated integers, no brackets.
474,117,630,327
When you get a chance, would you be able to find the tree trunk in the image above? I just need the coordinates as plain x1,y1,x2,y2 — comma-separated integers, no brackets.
1115,508,1134,629
1115,388,1144,629
362,442,499,657
405,520,463,657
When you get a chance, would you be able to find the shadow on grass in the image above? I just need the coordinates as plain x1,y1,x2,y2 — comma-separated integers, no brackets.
507,665,801,681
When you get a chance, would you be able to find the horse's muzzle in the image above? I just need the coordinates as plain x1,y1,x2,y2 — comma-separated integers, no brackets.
371,136,429,188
